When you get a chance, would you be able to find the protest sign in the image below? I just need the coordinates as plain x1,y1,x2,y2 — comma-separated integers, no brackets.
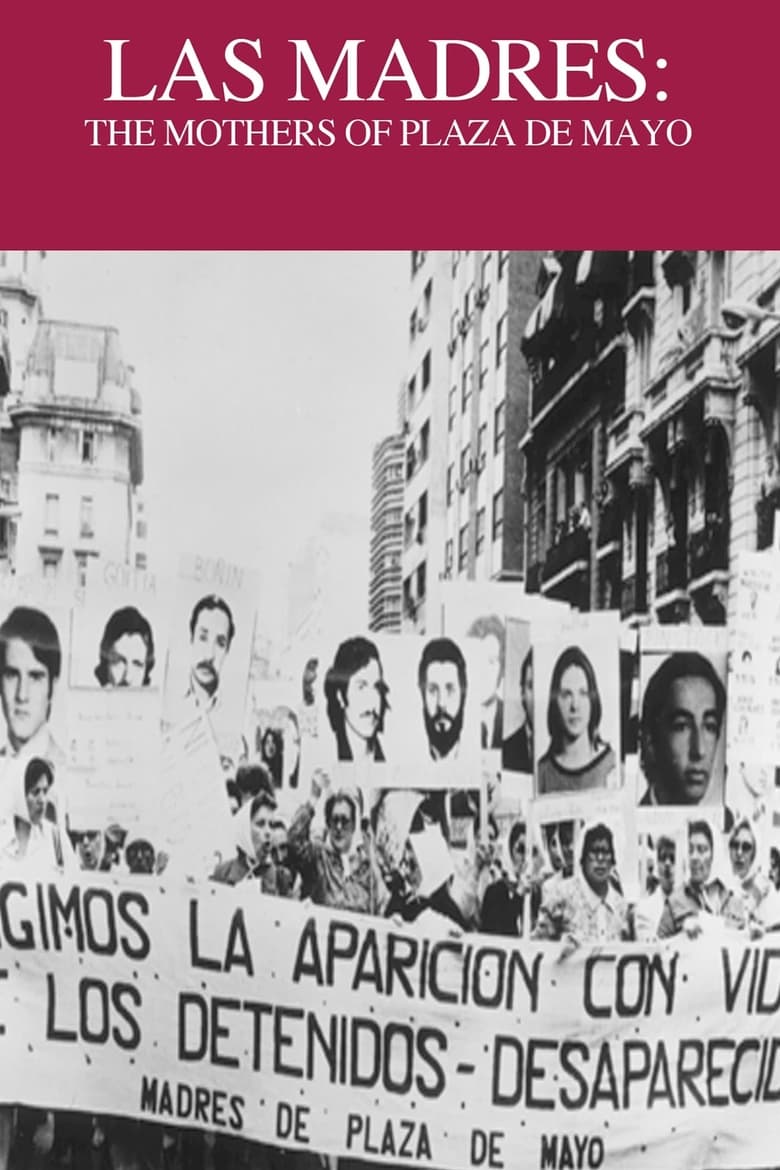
2,875,780,1169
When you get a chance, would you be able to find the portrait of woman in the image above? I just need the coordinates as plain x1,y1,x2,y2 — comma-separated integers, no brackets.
537,645,617,795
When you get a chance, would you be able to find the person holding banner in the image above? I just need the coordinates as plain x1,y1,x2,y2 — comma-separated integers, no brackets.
213,790,295,895
532,823,631,944
324,636,389,762
657,820,744,938
480,820,542,936
632,835,677,942
537,647,616,794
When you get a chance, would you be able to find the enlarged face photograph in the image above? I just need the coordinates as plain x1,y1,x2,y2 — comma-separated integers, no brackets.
639,646,727,808
533,626,621,799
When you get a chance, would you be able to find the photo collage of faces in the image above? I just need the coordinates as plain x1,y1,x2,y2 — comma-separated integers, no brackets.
0,553,258,880
5,550,780,946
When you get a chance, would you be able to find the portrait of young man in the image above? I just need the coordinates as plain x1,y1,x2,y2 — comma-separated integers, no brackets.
639,650,726,807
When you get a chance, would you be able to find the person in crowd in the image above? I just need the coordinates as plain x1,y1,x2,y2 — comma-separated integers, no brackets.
418,637,468,761
657,819,743,938
287,772,386,913
639,651,726,805
212,790,294,895
259,727,284,786
2,757,74,872
726,818,771,924
323,636,389,762
72,827,112,871
533,823,631,944
503,649,533,773
234,760,274,807
537,646,616,794
94,605,155,687
0,607,65,822
480,820,542,936
633,835,677,942
466,613,505,749
124,836,158,876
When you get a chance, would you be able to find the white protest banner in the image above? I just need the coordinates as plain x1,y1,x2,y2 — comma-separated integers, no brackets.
2,874,780,1169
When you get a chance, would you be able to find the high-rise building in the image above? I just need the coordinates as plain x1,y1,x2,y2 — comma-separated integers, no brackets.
398,251,542,633
368,433,404,632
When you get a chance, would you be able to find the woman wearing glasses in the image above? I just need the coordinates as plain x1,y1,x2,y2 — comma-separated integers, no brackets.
287,771,387,914
537,645,617,795
533,822,631,945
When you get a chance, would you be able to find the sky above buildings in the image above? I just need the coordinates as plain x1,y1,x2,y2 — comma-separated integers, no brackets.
41,252,408,599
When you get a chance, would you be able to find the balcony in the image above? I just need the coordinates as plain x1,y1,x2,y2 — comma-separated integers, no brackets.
642,328,740,437
531,320,625,420
688,517,728,587
542,526,590,589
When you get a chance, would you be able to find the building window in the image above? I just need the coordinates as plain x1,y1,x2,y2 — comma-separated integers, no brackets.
447,464,455,506
461,363,473,412
411,251,426,276
419,420,430,464
452,251,461,277
81,430,96,464
479,339,490,389
494,402,506,454
493,489,504,540
47,428,57,462
496,313,508,367
44,493,59,536
477,424,487,471
460,444,471,485
75,553,88,589
418,492,428,538
445,539,454,573
463,284,474,324
406,444,417,482
135,552,148,571
476,507,486,556
416,561,426,600
481,253,492,295
498,251,510,280
409,309,418,340
458,523,469,571
80,496,94,538
448,387,457,431
41,555,59,580
421,350,431,390
407,376,416,414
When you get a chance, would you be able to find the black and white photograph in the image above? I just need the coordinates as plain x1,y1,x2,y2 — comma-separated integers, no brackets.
638,627,728,809
4,249,780,1170
533,618,621,798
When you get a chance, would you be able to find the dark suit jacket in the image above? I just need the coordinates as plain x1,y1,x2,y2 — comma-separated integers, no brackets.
502,722,532,773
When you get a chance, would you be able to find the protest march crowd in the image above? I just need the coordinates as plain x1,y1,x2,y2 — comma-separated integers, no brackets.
1,550,780,1170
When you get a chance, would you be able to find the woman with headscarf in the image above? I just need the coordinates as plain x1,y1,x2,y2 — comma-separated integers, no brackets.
727,818,772,929
212,791,294,896
537,646,617,794
2,757,75,872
